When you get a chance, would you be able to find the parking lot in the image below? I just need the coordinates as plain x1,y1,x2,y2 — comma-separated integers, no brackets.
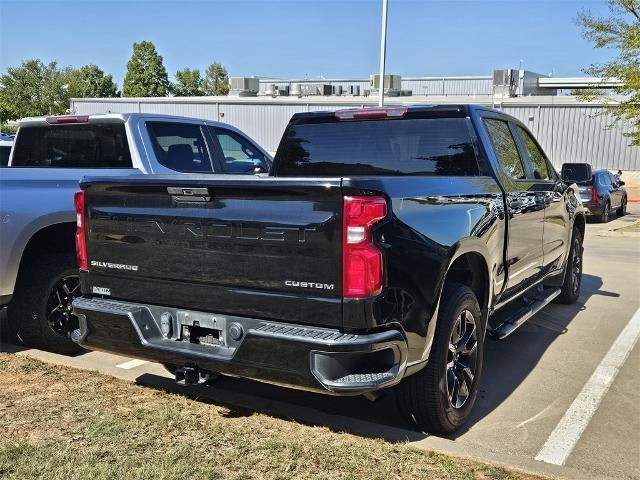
2,207,639,480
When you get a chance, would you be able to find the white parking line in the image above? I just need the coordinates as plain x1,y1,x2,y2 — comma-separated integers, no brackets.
115,359,148,370
535,306,640,466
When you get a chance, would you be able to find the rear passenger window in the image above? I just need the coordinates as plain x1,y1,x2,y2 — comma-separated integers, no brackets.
484,119,526,180
147,122,212,172
211,128,267,173
11,124,132,168
516,126,549,180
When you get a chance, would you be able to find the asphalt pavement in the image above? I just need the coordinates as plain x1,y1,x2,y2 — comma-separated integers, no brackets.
2,206,639,480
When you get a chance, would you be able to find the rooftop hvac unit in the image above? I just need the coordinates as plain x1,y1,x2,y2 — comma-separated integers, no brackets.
276,85,290,96
291,84,302,96
300,83,332,96
228,77,259,96
370,74,402,91
342,85,363,96
492,69,518,97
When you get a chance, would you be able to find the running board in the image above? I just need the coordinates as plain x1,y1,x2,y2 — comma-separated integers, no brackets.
488,288,561,340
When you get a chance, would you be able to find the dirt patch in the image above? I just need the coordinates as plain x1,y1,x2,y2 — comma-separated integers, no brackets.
0,353,545,480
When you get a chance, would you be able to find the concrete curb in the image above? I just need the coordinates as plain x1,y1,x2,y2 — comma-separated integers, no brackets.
596,218,640,237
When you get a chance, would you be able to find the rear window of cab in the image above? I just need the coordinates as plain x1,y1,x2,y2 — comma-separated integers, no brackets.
274,117,479,177
11,124,133,168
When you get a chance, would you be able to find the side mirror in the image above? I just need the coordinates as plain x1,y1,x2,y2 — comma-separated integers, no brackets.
619,180,626,186
561,163,592,184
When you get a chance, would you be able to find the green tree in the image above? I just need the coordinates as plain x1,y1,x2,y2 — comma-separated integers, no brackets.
203,62,229,96
0,59,70,124
173,68,205,96
123,41,170,97
577,0,640,145
67,64,118,98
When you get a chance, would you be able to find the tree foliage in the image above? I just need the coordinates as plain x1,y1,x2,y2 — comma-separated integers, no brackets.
0,59,70,123
173,68,205,96
67,64,119,98
123,41,170,97
203,62,229,96
577,0,640,145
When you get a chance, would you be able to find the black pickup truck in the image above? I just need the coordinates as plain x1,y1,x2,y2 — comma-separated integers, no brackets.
72,105,589,433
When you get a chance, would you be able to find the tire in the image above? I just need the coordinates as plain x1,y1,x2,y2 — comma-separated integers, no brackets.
8,253,82,355
616,198,627,217
396,283,483,435
597,201,610,223
555,228,583,305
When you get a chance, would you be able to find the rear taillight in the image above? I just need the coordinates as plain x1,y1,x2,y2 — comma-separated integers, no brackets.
592,186,598,203
74,191,88,270
343,196,387,298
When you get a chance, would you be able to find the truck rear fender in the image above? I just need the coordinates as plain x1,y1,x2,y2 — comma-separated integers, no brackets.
3,216,76,300
414,239,493,367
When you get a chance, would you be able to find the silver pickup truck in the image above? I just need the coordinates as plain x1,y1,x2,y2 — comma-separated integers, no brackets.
0,113,271,354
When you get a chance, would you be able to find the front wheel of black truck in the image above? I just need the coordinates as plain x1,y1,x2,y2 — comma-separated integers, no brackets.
396,283,483,434
8,253,82,355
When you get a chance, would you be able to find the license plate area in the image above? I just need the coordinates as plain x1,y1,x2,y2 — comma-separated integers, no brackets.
177,310,226,347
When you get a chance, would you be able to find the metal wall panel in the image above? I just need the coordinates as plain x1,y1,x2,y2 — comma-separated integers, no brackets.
138,102,218,120
400,78,493,96
72,100,141,114
502,105,639,171
71,98,640,170
218,103,308,152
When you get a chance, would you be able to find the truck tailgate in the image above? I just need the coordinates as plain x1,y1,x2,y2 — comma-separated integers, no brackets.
82,176,343,327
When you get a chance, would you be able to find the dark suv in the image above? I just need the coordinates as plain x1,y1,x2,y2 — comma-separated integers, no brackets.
577,169,627,222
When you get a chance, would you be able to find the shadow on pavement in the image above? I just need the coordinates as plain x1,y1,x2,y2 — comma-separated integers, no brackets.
448,273,610,439
132,273,612,443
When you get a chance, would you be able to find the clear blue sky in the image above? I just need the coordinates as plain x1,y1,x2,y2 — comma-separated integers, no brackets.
0,0,614,86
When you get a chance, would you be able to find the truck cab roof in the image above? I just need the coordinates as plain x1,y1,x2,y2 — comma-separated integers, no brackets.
287,104,509,126
18,112,236,130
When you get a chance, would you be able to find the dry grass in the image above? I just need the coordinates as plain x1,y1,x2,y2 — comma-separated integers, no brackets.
0,353,544,480
615,222,640,233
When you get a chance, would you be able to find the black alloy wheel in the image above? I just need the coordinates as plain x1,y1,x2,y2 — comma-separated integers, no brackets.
446,309,478,409
395,283,483,434
569,235,583,297
46,274,81,337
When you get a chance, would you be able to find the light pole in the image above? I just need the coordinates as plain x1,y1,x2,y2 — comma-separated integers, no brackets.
378,0,388,107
